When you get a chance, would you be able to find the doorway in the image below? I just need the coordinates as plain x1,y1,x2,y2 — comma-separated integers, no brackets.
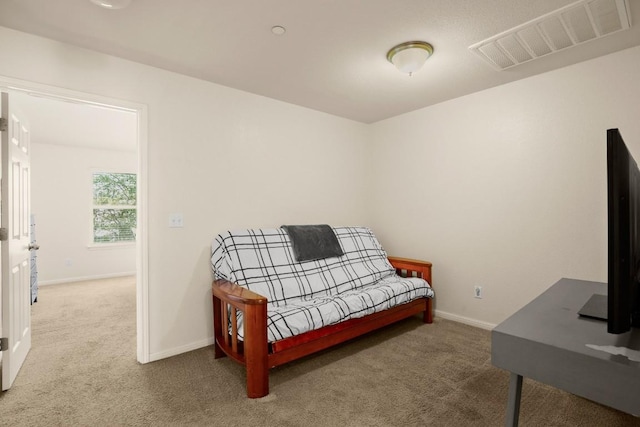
0,77,149,364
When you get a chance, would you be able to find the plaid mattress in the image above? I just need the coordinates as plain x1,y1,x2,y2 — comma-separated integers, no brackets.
211,227,434,342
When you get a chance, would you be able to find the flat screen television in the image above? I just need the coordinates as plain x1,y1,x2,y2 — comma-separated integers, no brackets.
607,128,640,333
581,129,640,333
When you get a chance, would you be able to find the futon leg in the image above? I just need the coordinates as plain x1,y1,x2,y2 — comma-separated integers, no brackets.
244,302,269,398
245,357,269,398
212,295,227,359
213,341,226,359
423,299,433,323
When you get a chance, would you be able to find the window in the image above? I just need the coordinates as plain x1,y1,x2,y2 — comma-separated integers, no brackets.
92,172,137,243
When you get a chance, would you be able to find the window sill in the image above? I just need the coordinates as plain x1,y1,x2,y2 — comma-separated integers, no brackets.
87,242,136,250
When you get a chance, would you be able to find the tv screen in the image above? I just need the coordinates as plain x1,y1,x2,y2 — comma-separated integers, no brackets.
607,128,640,334
578,129,640,334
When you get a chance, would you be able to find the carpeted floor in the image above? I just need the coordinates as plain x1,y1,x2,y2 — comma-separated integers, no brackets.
0,276,638,426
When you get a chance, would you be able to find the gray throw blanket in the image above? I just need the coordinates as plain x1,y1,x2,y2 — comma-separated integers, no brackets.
281,224,344,262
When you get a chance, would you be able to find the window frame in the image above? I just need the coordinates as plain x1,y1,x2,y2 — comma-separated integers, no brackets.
90,170,137,247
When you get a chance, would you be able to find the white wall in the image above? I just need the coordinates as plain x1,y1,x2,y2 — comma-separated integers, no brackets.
3,23,639,359
31,142,137,284
368,45,640,328
0,26,369,360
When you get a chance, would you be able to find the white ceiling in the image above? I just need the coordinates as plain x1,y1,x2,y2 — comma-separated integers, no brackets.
0,0,638,124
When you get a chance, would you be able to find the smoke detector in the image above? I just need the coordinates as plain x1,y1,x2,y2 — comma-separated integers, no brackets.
90,0,133,10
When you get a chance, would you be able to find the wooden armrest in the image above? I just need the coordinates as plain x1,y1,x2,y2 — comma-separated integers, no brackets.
212,278,269,397
212,279,267,306
388,256,432,269
388,256,432,286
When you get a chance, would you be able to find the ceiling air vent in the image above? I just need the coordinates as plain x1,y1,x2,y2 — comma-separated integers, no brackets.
469,0,631,70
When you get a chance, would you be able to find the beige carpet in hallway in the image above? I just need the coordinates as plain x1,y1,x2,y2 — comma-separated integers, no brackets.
0,276,638,426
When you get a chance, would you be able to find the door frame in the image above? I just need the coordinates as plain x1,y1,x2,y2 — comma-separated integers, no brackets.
0,75,150,363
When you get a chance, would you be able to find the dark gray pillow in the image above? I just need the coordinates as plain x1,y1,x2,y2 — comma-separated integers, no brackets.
281,224,344,262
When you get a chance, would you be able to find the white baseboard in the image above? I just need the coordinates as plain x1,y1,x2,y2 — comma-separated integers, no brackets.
38,271,136,286
148,312,497,363
149,337,215,362
435,309,497,331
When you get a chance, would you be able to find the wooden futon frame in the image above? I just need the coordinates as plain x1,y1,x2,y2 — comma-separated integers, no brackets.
212,257,433,398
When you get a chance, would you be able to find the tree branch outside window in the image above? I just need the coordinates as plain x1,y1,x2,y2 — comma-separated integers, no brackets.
93,172,137,243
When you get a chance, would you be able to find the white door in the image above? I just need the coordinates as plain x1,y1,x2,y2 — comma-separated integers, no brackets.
0,91,32,390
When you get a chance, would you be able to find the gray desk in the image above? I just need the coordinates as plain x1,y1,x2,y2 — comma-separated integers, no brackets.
492,278,640,426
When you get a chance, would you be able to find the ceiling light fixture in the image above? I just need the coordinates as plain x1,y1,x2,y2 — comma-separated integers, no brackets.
89,0,133,10
386,41,434,76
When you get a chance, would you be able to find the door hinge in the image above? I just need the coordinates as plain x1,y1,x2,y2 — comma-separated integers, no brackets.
0,228,7,241
0,118,6,132
0,337,8,351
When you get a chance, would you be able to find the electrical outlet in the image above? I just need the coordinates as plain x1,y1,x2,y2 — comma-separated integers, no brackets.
169,213,184,228
474,286,483,299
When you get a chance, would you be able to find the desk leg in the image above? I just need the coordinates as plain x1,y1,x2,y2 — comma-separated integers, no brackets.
505,373,523,427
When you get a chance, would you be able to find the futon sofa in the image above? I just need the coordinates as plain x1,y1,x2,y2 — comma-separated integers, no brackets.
210,225,434,398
